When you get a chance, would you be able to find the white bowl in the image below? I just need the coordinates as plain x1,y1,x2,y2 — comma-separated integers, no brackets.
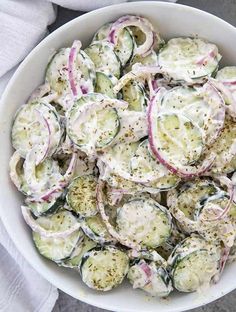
1,2,236,311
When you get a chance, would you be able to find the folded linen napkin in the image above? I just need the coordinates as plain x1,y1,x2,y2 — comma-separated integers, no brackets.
0,1,176,311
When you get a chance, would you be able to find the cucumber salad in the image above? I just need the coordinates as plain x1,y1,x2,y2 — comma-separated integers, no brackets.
9,15,236,297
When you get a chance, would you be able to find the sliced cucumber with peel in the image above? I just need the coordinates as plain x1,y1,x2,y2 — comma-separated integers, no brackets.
85,41,121,78
60,236,97,268
80,246,129,291
46,48,95,97
81,214,115,244
66,175,97,217
168,235,220,292
9,151,30,195
26,195,65,217
125,49,158,73
159,84,225,145
33,211,83,261
23,149,63,196
93,23,134,66
95,72,118,98
158,38,221,83
122,81,147,111
116,198,172,249
167,179,219,220
204,117,236,174
154,112,203,167
67,99,120,150
12,101,61,160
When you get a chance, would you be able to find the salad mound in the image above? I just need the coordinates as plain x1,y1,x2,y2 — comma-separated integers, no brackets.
10,15,236,296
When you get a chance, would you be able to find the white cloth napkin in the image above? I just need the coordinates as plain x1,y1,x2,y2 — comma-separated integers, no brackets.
0,0,176,311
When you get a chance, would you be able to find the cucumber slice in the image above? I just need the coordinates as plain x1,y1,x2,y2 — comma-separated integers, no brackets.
12,102,61,160
114,27,134,66
46,49,69,96
197,192,236,220
32,210,82,261
116,198,172,249
93,23,111,41
73,92,107,108
93,23,134,66
95,72,117,98
125,49,158,73
46,48,95,98
122,81,147,111
81,214,115,244
158,38,221,83
102,141,139,174
216,66,236,106
24,150,63,196
153,112,203,167
128,260,172,297
99,141,147,182
80,246,129,291
85,41,121,78
67,99,120,151
26,195,64,217
129,25,146,46
216,66,236,83
172,250,219,292
9,151,30,195
66,175,97,217
220,156,236,174
167,179,219,220
197,194,235,247
25,197,64,217
160,85,225,145
61,236,97,268
168,235,220,292
204,117,236,174
130,139,180,190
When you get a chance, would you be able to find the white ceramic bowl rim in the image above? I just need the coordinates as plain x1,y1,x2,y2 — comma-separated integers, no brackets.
1,2,236,311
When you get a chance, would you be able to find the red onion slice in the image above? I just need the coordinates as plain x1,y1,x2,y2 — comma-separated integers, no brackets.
109,15,155,56
68,40,82,97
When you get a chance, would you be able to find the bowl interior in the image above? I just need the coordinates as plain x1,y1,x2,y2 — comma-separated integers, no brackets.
1,2,236,312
